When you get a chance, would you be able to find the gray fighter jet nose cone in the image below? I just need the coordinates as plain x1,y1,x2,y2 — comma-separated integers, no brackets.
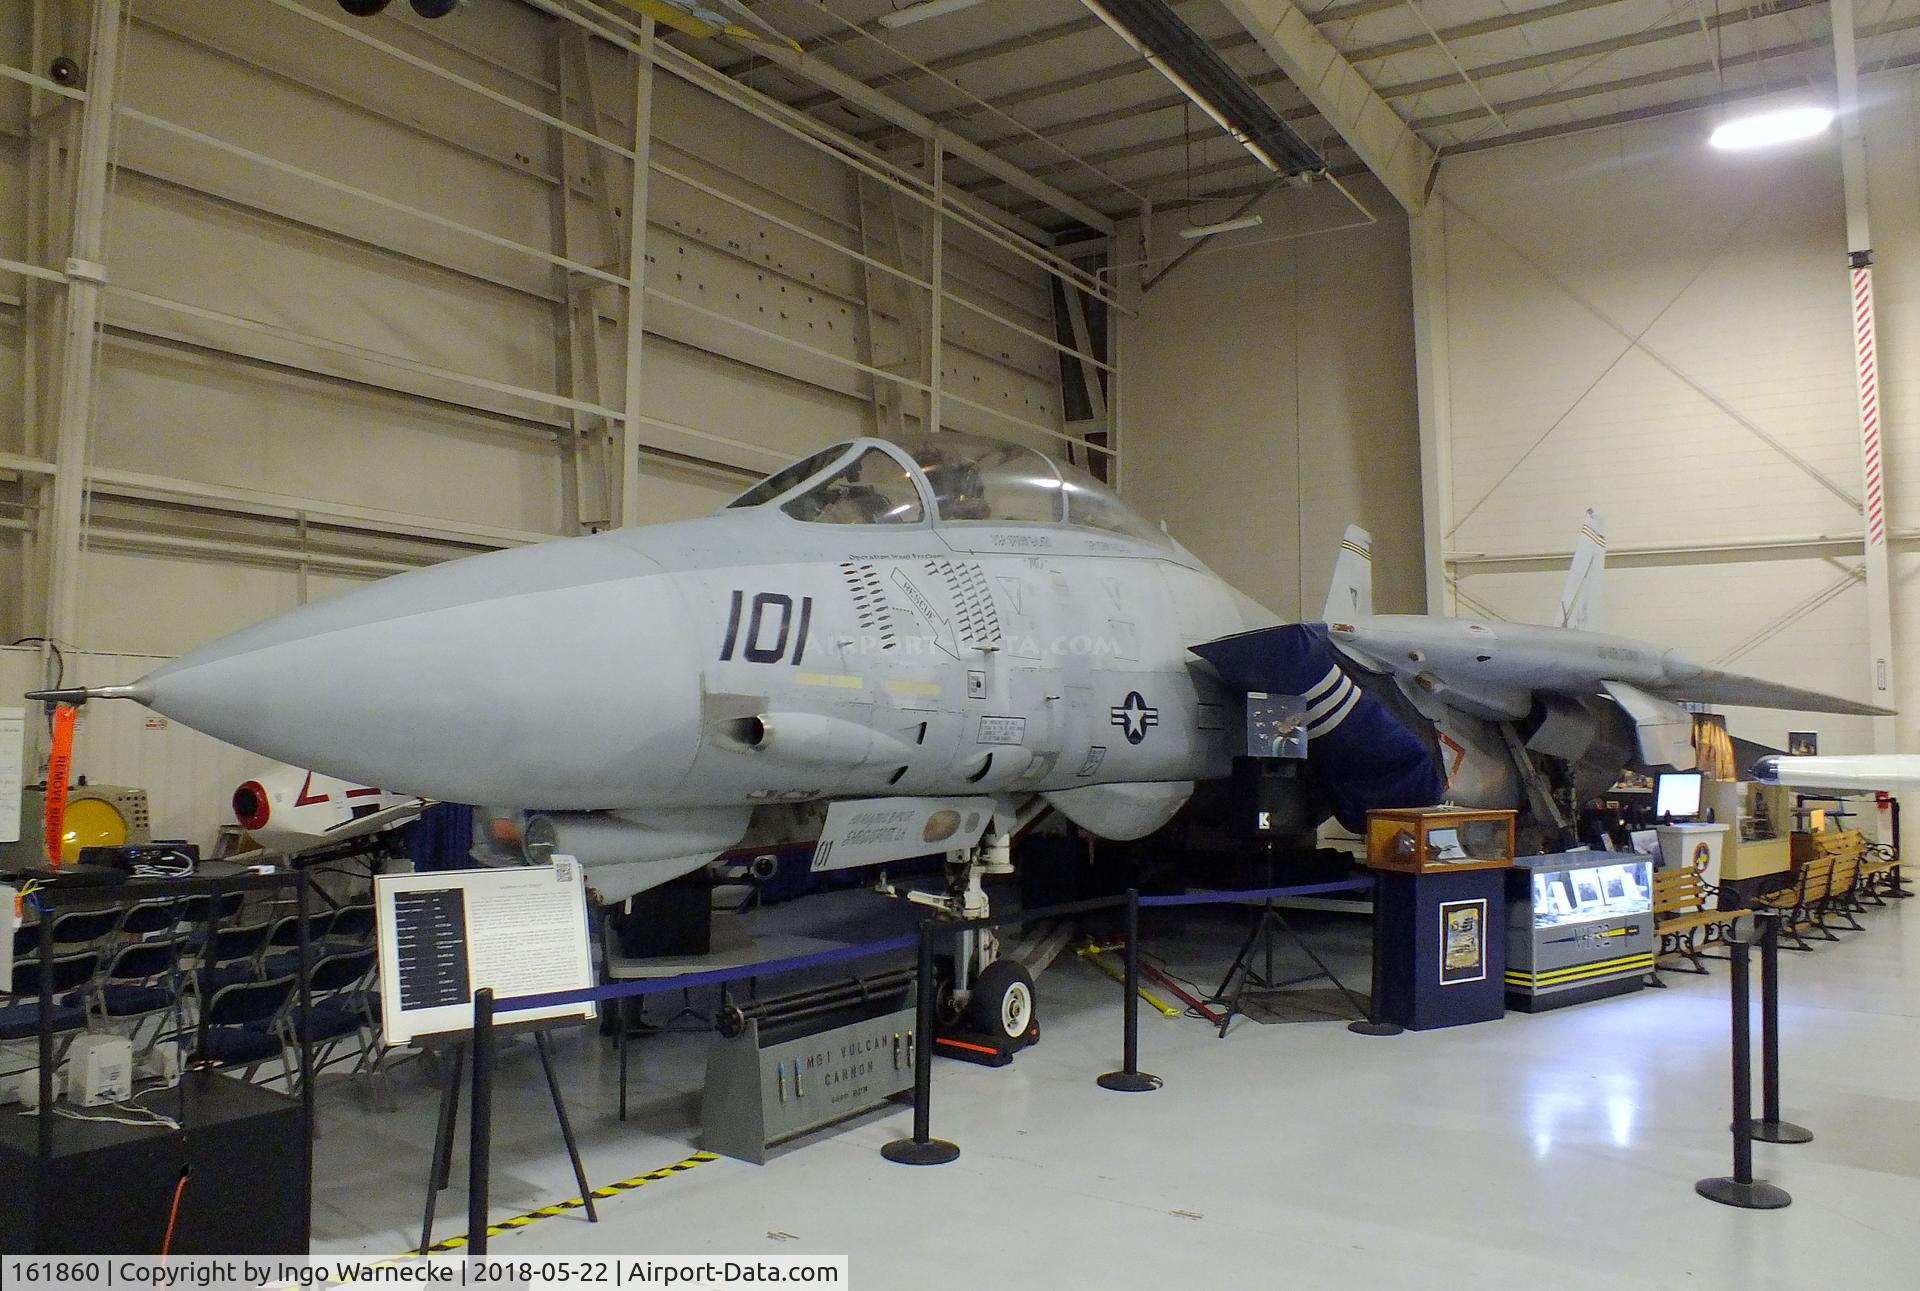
144,531,704,807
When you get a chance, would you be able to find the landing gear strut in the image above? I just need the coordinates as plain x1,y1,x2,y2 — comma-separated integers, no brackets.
876,833,1037,1059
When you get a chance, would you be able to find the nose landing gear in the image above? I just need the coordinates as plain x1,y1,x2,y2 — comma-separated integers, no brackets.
878,834,1041,1066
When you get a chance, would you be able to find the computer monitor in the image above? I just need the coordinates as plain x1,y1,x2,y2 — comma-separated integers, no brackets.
1654,771,1704,822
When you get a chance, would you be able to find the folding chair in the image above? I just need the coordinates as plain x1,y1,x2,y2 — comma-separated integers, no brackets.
11,906,127,967
194,921,274,995
260,909,339,979
184,975,298,1084
282,948,377,1096
67,938,186,1055
319,903,375,955
120,899,185,940
0,951,102,1078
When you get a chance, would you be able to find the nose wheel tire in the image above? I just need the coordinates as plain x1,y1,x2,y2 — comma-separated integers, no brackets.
966,959,1036,1044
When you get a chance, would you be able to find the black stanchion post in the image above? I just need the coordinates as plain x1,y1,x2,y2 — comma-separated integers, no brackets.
1349,873,1404,1037
882,923,959,1165
468,987,496,1253
1099,889,1161,1092
1750,912,1812,1144
1696,920,1790,1209
37,905,54,1167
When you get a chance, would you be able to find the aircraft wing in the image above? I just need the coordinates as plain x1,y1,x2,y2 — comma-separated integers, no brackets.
1642,669,1894,718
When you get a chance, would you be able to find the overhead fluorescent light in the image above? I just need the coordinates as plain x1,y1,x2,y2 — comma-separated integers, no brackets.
1709,105,1835,151
1178,214,1263,240
877,0,985,30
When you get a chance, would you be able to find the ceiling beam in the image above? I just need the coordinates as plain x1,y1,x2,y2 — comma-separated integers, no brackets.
1439,47,1920,158
707,32,1116,233
740,0,1217,109
1408,11,1920,134
1343,0,1635,65
865,0,1634,155
1374,0,1821,102
1217,0,1433,212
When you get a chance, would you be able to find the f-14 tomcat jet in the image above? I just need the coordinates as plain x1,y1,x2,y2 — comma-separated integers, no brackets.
1192,515,1892,840
35,433,1379,1035
27,438,1884,1035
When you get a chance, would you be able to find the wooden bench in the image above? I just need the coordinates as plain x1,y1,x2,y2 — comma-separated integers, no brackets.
1651,864,1745,981
1756,854,1835,950
1858,841,1907,904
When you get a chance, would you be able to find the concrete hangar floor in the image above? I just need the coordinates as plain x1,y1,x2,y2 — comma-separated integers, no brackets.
310,889,1920,1290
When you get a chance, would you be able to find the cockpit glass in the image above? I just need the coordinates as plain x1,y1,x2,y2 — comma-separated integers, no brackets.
726,443,854,510
1059,475,1166,545
781,447,925,525
909,438,1064,525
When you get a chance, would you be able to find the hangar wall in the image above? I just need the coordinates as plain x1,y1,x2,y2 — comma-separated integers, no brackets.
1,0,1076,657
1114,175,1426,620
1424,85,1920,754
0,0,1089,830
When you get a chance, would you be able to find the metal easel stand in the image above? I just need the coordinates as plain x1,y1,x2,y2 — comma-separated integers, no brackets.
1209,847,1368,1038
418,1001,598,1255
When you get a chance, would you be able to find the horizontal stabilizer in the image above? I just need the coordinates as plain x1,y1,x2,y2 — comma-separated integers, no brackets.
1191,624,1444,831
1601,681,1695,770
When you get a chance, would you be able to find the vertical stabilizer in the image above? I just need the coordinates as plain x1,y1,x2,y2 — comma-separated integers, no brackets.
1557,509,1606,631
1323,525,1374,620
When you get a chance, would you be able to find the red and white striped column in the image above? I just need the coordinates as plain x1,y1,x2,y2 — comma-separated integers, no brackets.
1850,249,1896,743
1854,259,1885,549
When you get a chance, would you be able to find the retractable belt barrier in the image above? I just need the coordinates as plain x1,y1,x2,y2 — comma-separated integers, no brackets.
465,878,1380,1248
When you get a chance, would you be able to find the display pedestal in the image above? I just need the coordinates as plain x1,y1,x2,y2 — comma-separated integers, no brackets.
1372,867,1508,1030
1656,822,1730,883
0,1073,309,1254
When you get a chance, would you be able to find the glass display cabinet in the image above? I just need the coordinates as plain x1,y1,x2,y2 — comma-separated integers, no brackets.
1366,807,1516,875
1504,851,1655,1012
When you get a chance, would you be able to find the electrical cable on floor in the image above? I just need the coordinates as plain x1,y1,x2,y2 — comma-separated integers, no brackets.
161,1168,190,1258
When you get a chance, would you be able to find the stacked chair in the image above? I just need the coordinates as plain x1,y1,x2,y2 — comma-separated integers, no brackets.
2,889,384,1109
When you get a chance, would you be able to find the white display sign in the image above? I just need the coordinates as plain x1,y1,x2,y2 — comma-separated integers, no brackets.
0,706,24,844
810,795,995,872
374,857,596,1046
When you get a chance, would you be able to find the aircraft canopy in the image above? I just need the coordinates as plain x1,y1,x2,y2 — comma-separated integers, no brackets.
727,434,1165,546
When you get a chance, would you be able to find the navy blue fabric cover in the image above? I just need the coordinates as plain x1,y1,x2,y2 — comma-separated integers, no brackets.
1191,622,1446,831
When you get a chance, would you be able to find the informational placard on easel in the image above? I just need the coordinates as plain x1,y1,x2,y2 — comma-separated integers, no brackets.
374,857,596,1045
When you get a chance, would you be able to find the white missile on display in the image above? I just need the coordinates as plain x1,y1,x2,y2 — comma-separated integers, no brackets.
1750,754,1920,794
231,763,425,857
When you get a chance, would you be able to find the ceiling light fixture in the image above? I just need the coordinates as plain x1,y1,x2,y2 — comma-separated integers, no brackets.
1178,214,1263,240
877,0,986,30
1709,105,1836,151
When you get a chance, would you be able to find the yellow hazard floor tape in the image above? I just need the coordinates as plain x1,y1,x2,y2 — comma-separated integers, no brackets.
413,1151,719,1255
